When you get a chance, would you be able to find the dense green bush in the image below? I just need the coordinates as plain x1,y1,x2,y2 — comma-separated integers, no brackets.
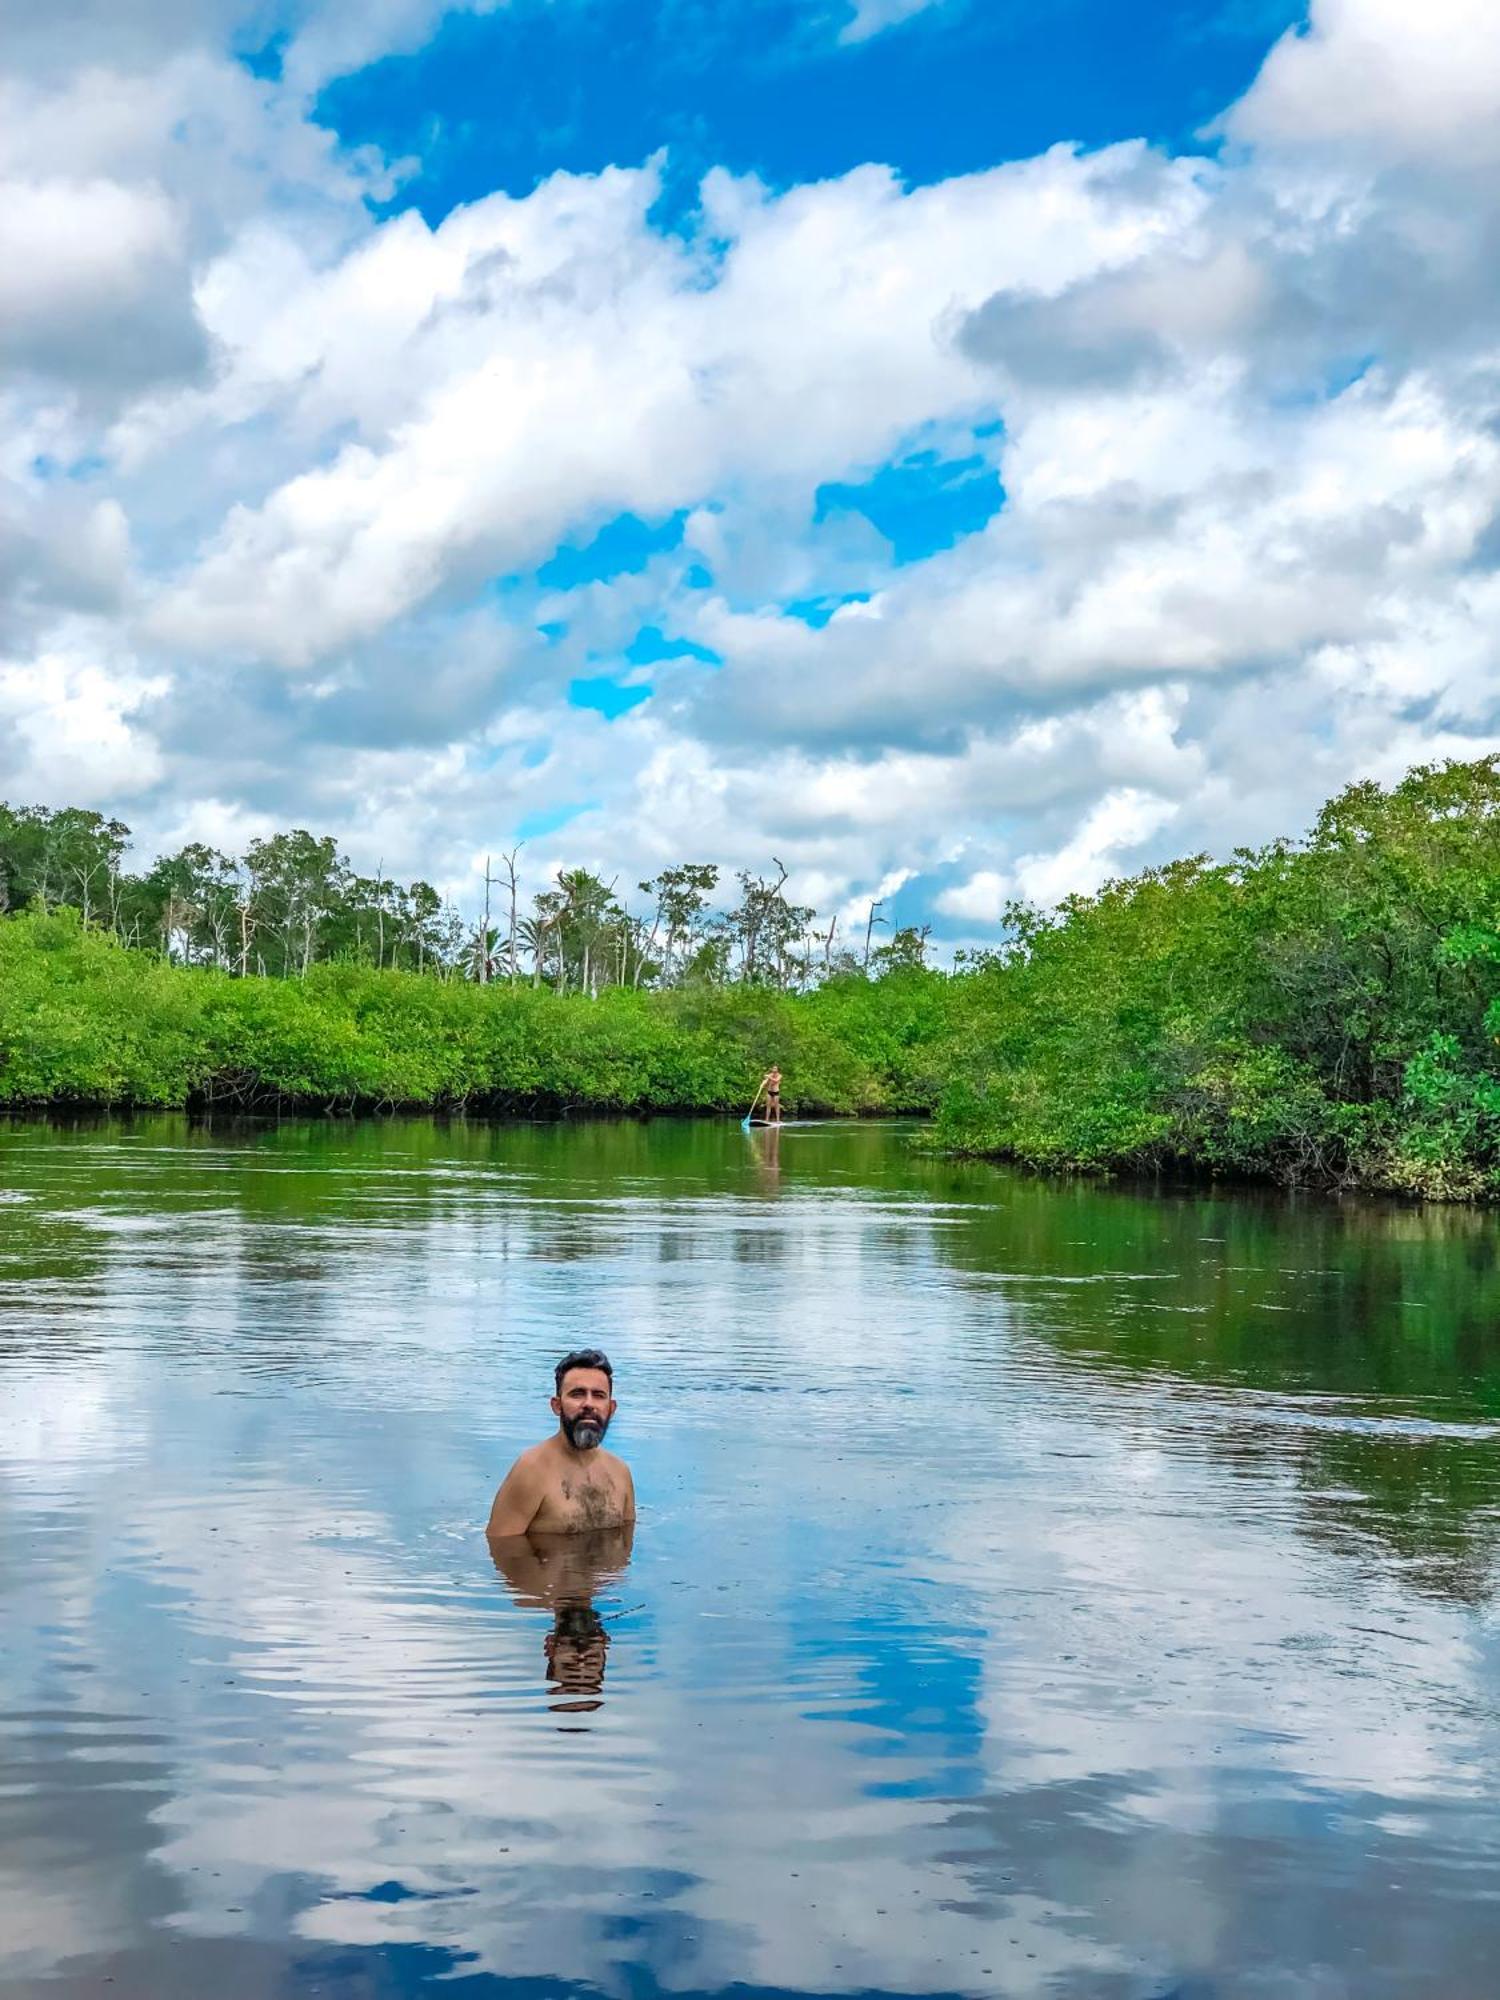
0,910,950,1117
932,759,1500,1197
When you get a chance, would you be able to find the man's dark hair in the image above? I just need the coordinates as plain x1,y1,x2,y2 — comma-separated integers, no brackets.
555,1348,613,1393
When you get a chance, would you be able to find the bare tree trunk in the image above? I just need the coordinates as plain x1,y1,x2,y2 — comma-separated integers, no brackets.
636,905,662,987
502,847,521,983
864,899,885,969
479,855,492,984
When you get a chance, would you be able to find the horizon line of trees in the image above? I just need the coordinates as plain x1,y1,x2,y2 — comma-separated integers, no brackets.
7,758,1500,1197
0,803,932,994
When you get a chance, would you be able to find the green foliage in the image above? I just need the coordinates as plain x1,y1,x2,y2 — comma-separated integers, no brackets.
0,909,950,1116
0,804,130,923
9,758,1500,1196
0,908,207,1105
933,757,1500,1196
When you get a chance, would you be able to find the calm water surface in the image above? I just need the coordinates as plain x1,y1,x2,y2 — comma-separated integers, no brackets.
1,1116,1498,1999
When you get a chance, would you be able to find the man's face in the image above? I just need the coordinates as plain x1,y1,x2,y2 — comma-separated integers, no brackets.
552,1367,616,1450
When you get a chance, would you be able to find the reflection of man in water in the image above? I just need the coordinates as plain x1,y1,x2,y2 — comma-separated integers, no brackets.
751,1119,782,1194
489,1523,634,1713
486,1348,636,1538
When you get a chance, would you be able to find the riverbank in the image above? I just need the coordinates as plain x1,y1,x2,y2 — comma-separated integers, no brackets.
927,760,1500,1202
5,759,1500,1198
0,908,949,1118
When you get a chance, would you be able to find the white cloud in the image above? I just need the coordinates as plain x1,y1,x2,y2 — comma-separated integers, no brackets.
0,178,204,398
141,142,1195,669
1014,786,1178,904
0,630,167,800
937,868,1010,924
0,179,179,327
2,0,1499,938
1225,0,1500,166
276,0,510,94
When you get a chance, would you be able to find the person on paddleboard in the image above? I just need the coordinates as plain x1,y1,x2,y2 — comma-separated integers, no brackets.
759,1064,782,1125
486,1349,635,1538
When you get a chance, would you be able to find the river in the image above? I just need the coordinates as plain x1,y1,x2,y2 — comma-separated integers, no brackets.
1,1115,1497,1998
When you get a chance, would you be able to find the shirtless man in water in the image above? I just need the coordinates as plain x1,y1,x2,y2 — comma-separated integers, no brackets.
486,1348,636,1538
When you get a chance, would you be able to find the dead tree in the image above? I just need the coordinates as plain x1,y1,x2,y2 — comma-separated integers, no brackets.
863,899,887,969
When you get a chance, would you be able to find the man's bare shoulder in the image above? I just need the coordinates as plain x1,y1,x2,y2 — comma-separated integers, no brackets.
509,1440,555,1474
486,1441,557,1536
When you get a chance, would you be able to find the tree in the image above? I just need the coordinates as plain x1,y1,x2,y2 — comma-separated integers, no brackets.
556,868,618,996
0,804,131,924
638,864,719,987
871,925,932,975
142,844,244,966
727,861,815,988
863,899,887,970
244,830,347,976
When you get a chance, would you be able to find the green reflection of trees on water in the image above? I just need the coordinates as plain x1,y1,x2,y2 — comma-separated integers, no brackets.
927,1166,1500,1411
919,1163,1500,1603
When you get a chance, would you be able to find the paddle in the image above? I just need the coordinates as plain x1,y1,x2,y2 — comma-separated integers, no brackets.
741,1077,766,1131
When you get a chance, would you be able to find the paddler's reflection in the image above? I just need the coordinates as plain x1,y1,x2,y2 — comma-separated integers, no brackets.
751,1120,781,1193
488,1522,634,1717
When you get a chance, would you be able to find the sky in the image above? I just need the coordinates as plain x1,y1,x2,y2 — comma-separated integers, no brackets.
3,0,1500,948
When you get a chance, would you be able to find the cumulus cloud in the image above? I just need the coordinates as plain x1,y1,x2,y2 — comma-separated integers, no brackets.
0,179,204,396
143,142,1190,669
1224,0,1500,166
937,868,1009,925
0,630,166,800
3,0,1499,943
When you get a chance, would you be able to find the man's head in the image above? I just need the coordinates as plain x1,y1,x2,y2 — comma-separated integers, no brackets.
552,1348,615,1451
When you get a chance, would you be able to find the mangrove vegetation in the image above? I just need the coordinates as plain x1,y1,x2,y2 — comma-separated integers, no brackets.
4,758,1500,1198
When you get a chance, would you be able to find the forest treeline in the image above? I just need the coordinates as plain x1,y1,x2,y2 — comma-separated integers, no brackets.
0,805,926,988
4,759,1500,1198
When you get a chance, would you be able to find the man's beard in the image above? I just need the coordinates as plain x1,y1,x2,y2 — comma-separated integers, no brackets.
561,1410,609,1450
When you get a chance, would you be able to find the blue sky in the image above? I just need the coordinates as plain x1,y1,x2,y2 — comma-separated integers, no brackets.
4,0,1499,951
317,0,1301,224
